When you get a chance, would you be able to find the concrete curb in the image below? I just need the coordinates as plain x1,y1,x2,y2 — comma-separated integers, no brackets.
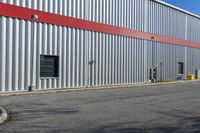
0,106,10,125
0,80,199,97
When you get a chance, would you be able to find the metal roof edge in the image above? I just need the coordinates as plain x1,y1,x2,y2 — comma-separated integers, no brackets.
153,0,200,19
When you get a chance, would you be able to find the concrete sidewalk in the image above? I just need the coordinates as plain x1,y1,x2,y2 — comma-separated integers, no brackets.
0,79,199,97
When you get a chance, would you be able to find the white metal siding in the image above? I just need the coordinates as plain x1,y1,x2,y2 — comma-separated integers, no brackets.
187,15,200,42
148,0,186,40
0,0,145,30
0,17,147,92
1,0,200,92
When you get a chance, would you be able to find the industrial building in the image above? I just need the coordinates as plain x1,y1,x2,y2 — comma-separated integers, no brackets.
0,0,200,92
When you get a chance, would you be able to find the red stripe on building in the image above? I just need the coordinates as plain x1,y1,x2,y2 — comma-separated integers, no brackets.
0,2,200,48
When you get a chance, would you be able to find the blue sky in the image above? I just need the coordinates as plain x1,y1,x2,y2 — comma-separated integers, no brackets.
162,0,200,15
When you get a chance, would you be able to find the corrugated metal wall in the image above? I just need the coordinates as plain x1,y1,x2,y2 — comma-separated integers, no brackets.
0,17,90,91
148,0,186,40
0,0,145,30
147,0,186,81
147,41,187,81
0,0,200,92
147,0,200,81
88,33,146,86
0,16,147,92
187,16,200,42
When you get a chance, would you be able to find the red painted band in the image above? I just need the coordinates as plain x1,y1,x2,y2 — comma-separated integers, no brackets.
0,2,200,48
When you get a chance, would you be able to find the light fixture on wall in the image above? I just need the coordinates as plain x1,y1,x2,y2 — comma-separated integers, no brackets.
31,14,39,22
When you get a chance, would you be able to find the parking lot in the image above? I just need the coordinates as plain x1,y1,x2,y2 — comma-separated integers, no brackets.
0,81,200,133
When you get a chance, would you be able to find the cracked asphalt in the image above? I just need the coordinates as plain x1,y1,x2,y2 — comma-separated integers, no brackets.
0,82,200,133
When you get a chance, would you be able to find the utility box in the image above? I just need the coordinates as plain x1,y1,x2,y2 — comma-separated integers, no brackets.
195,69,200,79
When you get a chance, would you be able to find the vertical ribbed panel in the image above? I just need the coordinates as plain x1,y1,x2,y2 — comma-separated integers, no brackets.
88,0,145,30
147,41,187,81
0,17,89,91
0,0,145,30
0,0,88,19
187,48,200,74
1,0,200,92
148,42,180,80
39,27,89,90
147,0,200,80
187,15,200,42
0,17,146,92
148,0,186,40
0,17,6,92
88,33,146,86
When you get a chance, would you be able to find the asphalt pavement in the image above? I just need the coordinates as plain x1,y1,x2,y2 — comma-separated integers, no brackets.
0,81,200,133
